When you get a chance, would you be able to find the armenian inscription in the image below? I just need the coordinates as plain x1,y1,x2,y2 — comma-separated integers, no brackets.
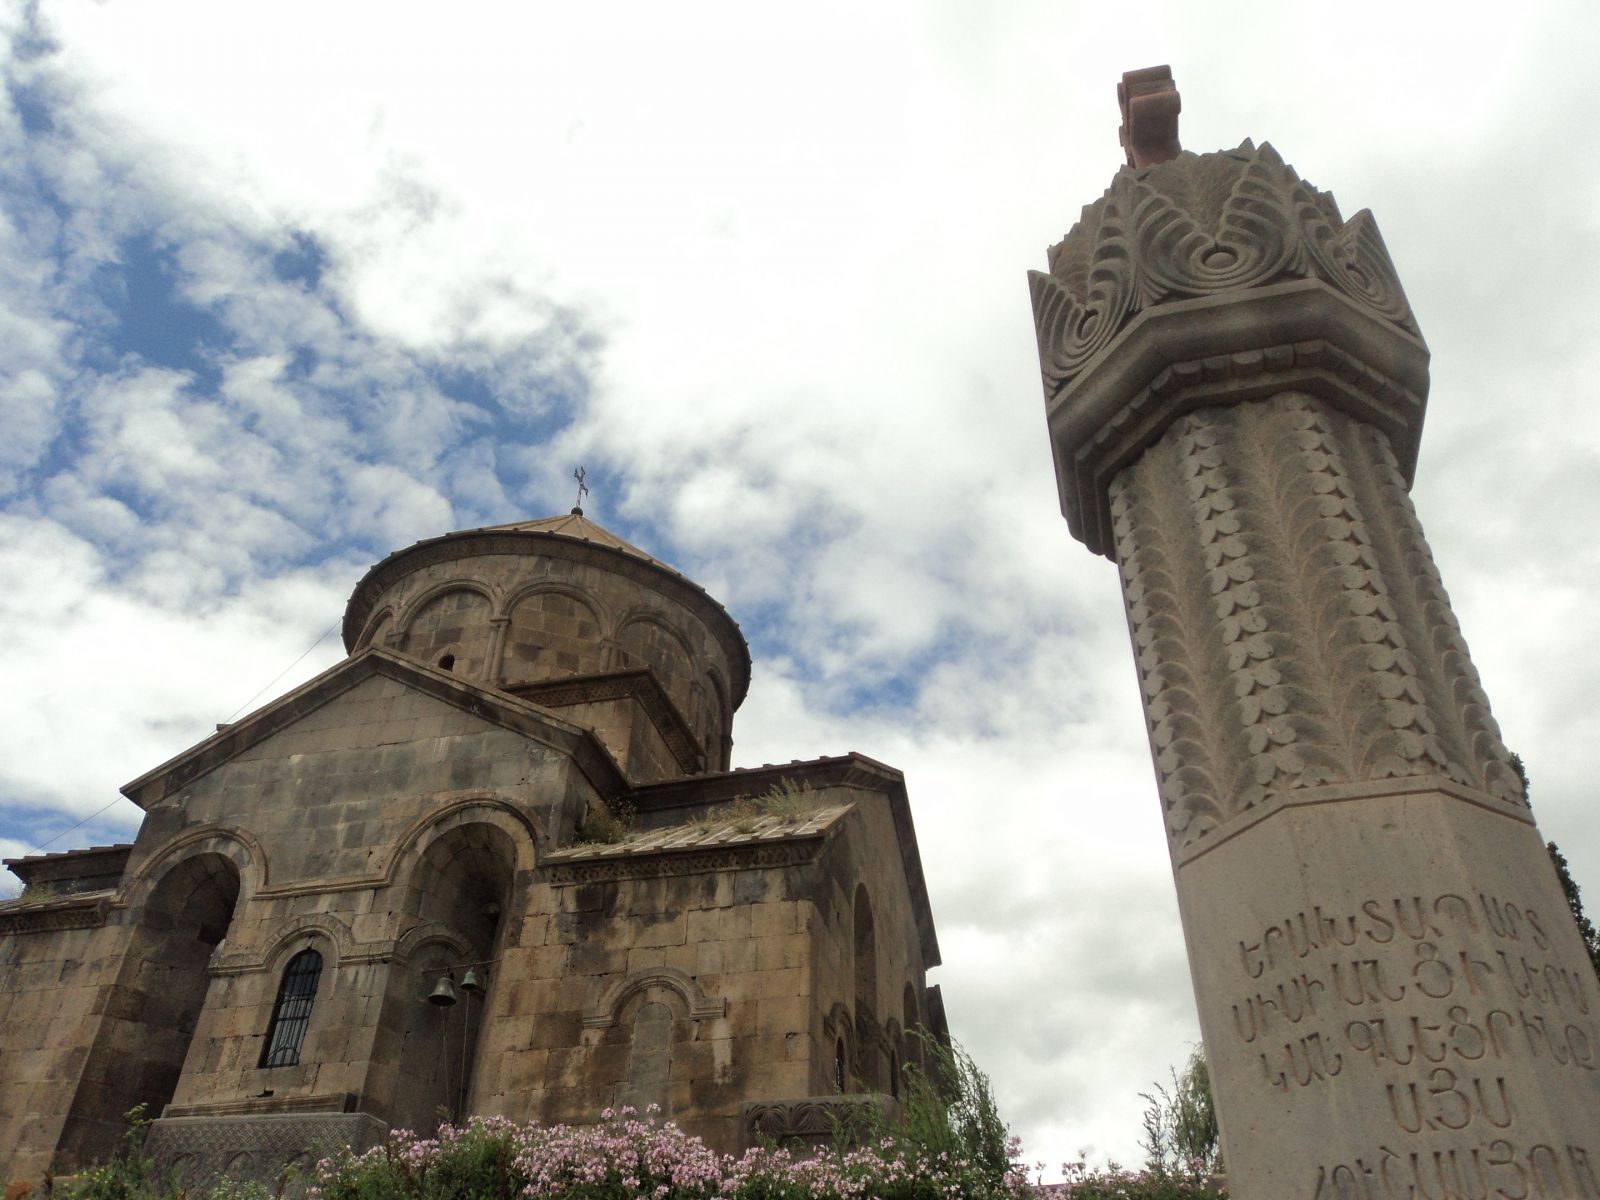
1222,888,1597,1197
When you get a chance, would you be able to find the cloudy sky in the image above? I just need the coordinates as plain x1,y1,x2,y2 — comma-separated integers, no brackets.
4,0,1599,1176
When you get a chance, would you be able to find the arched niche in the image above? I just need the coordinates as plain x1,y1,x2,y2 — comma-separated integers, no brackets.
502,585,605,684
823,1001,855,1095
704,669,731,771
400,585,495,679
370,821,518,1133
615,613,697,716
59,852,241,1166
587,967,726,1121
902,982,924,1071
852,884,881,1091
358,608,395,651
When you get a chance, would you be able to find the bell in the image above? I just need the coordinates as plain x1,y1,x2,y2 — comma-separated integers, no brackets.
428,973,459,1007
461,967,485,995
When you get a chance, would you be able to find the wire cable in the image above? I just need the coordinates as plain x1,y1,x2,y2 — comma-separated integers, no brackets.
13,618,342,862
223,618,342,722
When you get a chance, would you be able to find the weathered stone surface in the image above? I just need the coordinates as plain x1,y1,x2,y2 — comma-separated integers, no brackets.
1182,788,1600,1197
1031,140,1428,556
1112,396,1521,850
143,1110,385,1187
1,514,946,1182
740,1093,899,1153
1031,90,1600,1200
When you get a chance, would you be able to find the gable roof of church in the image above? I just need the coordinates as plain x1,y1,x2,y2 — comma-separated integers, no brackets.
119,647,628,809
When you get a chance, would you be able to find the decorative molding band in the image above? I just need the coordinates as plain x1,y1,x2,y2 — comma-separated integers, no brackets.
162,1092,357,1118
209,912,360,976
1111,394,1521,853
583,965,727,1028
1051,312,1428,557
1171,774,1535,867
0,894,109,937
544,838,822,885
1031,139,1417,404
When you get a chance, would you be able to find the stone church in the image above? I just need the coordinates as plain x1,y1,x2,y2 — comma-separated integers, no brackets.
0,510,946,1183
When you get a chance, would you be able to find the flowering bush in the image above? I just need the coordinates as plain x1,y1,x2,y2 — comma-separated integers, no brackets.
1047,1161,1225,1200
308,1107,1039,1200
302,1111,1228,1200
42,1108,1226,1200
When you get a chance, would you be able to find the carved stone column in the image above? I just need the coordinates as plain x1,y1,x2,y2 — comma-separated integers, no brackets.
1032,121,1600,1196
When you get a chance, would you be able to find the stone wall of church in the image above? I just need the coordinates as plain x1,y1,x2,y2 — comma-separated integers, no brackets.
458,782,936,1154
0,911,127,1180
3,663,938,1178
84,672,598,1153
808,800,936,1096
467,853,813,1150
351,551,737,772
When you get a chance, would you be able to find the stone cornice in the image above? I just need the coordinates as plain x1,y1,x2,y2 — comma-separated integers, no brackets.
1049,287,1429,555
542,836,827,886
0,893,110,936
4,843,131,890
161,1093,358,1118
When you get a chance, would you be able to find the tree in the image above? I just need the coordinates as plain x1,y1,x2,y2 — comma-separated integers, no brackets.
1140,1045,1222,1178
1548,840,1600,982
1511,751,1600,982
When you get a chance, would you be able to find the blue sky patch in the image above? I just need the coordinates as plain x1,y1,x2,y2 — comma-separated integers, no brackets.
272,231,326,291
95,233,230,391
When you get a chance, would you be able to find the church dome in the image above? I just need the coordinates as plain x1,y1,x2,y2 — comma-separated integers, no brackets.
342,510,750,770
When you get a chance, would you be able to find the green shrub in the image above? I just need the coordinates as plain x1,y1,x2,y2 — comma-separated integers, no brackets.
66,1107,181,1200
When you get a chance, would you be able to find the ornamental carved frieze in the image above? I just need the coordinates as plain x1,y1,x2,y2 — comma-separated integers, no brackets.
1112,394,1522,853
0,895,108,936
740,1095,895,1152
1030,140,1417,403
542,839,821,885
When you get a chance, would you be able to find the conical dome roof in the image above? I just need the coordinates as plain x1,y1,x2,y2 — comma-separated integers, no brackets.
341,508,750,708
474,509,677,575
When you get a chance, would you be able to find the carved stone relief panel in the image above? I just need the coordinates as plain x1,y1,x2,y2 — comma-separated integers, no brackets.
1109,393,1521,851
1030,140,1418,406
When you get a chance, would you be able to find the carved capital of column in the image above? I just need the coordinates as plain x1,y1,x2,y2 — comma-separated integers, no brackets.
1029,141,1430,557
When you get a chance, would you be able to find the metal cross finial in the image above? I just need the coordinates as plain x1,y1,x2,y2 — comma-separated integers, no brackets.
1118,65,1182,169
572,466,589,514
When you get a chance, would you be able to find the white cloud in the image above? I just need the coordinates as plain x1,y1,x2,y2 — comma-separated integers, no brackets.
3,0,1600,1177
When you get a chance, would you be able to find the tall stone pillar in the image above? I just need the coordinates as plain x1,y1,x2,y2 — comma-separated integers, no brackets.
1031,70,1600,1199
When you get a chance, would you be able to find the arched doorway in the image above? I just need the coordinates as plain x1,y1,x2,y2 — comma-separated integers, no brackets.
58,853,240,1166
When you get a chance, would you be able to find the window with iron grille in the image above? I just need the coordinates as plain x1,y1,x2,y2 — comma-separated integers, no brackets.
259,948,322,1068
